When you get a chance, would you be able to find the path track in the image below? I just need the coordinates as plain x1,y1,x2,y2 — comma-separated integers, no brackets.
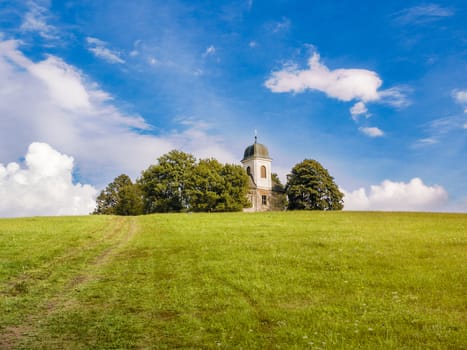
0,216,139,350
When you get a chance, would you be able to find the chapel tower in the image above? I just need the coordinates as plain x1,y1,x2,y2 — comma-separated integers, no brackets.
241,136,278,212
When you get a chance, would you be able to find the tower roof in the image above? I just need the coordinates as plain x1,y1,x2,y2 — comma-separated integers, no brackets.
242,137,271,161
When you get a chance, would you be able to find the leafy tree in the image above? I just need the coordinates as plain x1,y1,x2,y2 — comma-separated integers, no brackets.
138,150,196,213
271,173,287,210
138,151,250,213
286,159,344,210
217,163,250,211
94,174,143,215
187,158,225,212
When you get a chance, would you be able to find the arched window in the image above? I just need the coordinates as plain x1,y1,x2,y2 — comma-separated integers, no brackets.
246,166,251,175
260,165,267,178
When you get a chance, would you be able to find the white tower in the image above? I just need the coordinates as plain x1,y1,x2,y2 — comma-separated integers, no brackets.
241,136,272,190
241,136,274,212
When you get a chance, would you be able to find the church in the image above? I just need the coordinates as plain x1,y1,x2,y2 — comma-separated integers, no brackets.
241,137,285,212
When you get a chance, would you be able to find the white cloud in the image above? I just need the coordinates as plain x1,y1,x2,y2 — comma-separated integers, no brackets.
378,86,411,108
86,37,125,64
453,89,467,104
249,41,257,48
203,45,216,57
350,101,368,119
265,52,409,107
20,1,58,40
273,17,291,33
429,115,467,134
0,39,236,189
30,56,92,110
342,178,448,211
393,4,454,25
265,53,382,101
0,142,97,217
415,138,439,147
453,89,467,113
359,127,384,137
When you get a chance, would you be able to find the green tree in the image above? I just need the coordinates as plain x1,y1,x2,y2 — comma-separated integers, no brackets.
187,158,225,212
138,151,250,213
271,173,287,210
138,150,196,213
218,163,250,211
93,174,143,215
286,159,344,210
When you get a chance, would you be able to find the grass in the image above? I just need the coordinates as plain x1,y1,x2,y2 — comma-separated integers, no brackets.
0,211,466,349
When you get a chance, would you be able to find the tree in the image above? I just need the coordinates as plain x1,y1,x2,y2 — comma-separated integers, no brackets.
138,151,250,213
286,159,344,210
271,173,287,210
187,158,225,212
138,150,196,213
217,163,250,211
93,174,143,215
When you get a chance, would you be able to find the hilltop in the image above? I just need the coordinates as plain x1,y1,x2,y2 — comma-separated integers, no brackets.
1,212,466,349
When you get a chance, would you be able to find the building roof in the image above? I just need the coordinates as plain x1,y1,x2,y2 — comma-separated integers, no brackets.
242,138,271,161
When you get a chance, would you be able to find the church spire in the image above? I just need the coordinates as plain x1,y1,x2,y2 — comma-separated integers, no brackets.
254,129,258,144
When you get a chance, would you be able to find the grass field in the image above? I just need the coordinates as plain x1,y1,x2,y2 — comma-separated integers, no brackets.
0,212,466,349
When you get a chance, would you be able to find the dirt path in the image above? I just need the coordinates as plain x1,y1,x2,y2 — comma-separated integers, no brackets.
0,216,139,350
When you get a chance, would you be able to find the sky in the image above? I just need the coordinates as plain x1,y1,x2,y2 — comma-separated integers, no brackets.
0,0,466,216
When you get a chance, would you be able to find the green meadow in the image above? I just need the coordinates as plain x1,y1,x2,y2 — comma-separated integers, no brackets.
0,212,466,349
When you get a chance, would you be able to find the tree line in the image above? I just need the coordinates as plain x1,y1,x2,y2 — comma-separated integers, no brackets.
93,150,343,215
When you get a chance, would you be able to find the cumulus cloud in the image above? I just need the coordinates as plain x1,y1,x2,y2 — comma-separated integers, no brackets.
265,52,408,113
350,101,368,119
342,178,448,211
86,37,125,64
265,53,381,101
20,1,58,39
359,126,384,137
0,143,97,217
0,39,236,188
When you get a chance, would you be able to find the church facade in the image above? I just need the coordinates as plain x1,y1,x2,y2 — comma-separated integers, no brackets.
241,137,285,212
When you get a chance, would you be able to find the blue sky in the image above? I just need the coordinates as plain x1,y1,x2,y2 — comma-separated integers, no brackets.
0,0,466,215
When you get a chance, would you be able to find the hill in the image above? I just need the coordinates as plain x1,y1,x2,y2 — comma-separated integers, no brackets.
0,212,466,349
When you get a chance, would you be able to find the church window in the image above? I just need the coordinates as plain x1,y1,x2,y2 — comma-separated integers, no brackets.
260,165,267,178
246,166,251,175
262,195,267,205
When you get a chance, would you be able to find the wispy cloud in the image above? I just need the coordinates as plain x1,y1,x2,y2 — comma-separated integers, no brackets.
414,114,467,147
392,3,454,25
414,137,439,147
20,1,58,39
86,37,125,64
272,17,291,33
0,39,236,188
203,45,216,57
